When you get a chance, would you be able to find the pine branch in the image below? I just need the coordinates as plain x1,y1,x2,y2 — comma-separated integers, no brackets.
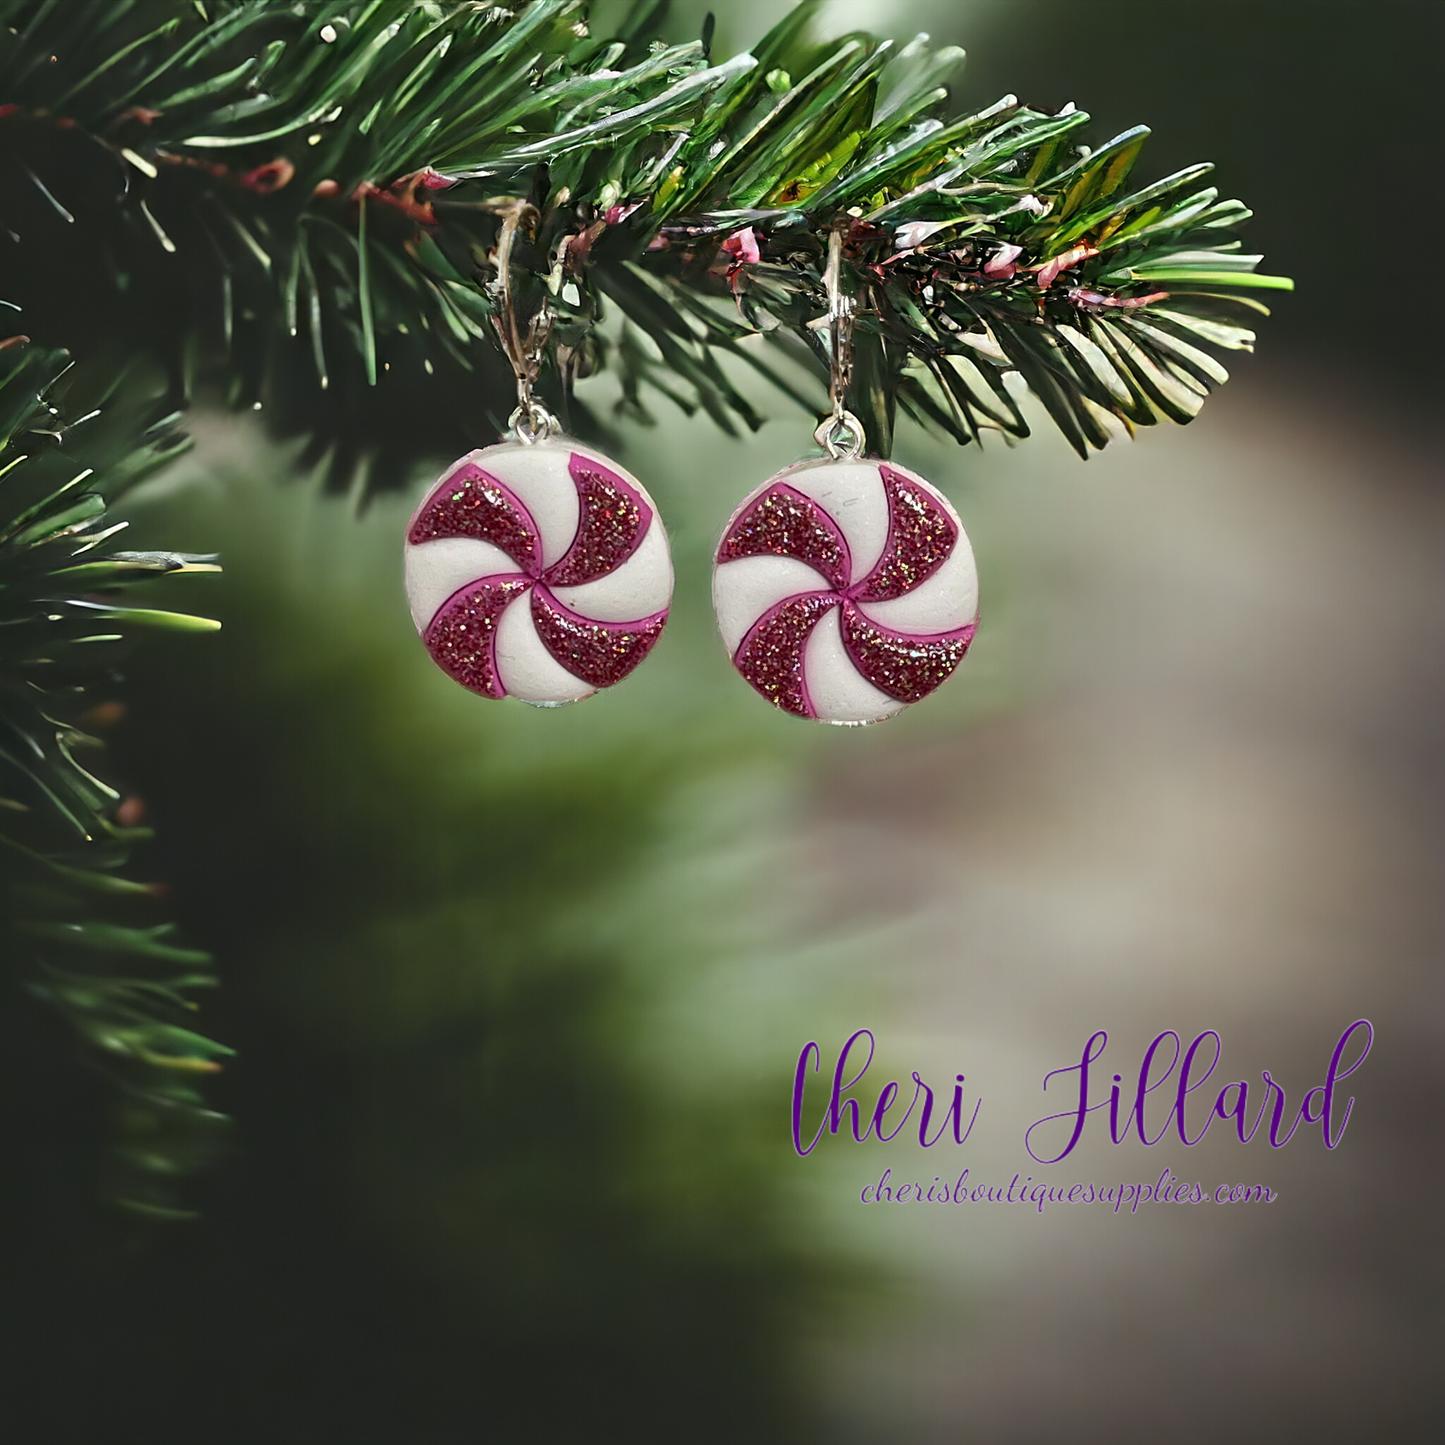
0,339,227,1216
0,0,1290,488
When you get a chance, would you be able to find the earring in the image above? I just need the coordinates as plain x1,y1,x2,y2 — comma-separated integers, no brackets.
712,227,978,725
404,203,672,706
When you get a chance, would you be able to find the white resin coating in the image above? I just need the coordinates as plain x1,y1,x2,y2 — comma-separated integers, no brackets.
804,607,905,723
493,591,593,702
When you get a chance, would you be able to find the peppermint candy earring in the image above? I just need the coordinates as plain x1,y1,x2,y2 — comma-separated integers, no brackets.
405,205,672,705
713,231,978,725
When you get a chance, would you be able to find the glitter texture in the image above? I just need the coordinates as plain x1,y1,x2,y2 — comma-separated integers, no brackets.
542,454,652,588
423,576,532,698
407,463,538,574
840,603,976,702
716,483,850,592
851,465,957,603
732,592,838,718
407,447,669,700
531,587,668,689
716,459,977,721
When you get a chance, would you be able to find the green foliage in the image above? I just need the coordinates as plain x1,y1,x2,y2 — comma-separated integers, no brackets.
0,0,1287,488
617,12,1291,458
0,342,226,1215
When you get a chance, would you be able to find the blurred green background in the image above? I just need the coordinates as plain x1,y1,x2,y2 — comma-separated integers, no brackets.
2,3,1440,1441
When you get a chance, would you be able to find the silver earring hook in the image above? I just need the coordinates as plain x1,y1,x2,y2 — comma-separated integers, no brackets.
814,222,866,461
492,200,558,445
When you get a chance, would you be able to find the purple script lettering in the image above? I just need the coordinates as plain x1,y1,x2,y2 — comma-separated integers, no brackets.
1025,1021,1373,1162
1024,1030,1109,1165
792,1032,981,1157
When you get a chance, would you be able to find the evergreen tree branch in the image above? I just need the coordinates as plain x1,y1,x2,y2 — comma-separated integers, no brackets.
0,339,226,1216
0,0,1290,488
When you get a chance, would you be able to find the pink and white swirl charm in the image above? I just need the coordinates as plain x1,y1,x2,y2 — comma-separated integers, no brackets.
405,439,672,705
712,458,978,725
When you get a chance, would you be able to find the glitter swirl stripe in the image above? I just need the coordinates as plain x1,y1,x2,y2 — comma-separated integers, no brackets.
407,461,539,572
732,592,839,718
406,446,671,702
839,603,977,704
853,465,957,603
423,575,532,699
530,586,668,690
543,455,654,588
714,459,979,723
715,482,851,593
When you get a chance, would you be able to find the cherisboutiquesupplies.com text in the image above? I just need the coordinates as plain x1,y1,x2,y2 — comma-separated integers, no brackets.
863,1167,1277,1212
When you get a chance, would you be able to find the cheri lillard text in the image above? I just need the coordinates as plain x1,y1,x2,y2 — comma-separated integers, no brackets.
791,1022,1373,1161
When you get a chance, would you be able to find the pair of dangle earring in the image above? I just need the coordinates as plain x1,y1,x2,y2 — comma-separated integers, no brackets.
712,228,980,725
403,217,977,723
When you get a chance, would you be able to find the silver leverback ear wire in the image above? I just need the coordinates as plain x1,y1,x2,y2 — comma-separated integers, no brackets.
813,223,866,460
492,200,558,445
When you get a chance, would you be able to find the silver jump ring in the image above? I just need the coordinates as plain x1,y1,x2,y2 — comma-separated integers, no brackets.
509,398,559,445
814,409,866,460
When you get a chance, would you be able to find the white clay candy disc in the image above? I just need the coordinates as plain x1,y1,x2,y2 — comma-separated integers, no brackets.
405,439,672,704
713,457,978,724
